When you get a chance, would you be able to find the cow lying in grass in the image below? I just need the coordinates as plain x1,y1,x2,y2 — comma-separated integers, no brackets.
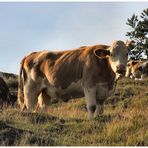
18,40,131,119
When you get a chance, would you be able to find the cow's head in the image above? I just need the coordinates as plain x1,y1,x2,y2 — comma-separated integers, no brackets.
94,40,131,79
125,61,138,77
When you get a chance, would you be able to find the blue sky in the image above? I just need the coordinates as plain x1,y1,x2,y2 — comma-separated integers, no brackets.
0,2,148,74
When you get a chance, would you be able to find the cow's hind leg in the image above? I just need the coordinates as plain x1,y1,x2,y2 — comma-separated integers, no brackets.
23,79,41,112
36,89,51,112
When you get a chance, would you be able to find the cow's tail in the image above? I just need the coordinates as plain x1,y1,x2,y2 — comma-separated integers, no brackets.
18,56,26,111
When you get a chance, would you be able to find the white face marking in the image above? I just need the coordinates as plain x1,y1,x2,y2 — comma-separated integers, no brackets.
108,41,128,78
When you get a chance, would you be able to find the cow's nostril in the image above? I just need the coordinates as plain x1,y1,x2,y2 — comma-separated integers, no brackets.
116,65,120,70
117,64,125,70
116,64,126,74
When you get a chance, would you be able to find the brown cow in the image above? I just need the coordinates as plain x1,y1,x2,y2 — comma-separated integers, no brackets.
125,60,148,80
18,40,131,119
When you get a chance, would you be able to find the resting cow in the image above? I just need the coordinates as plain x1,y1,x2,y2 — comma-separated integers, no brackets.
18,40,131,119
126,60,148,80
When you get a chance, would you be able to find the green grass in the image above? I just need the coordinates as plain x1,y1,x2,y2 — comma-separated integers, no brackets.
0,78,148,146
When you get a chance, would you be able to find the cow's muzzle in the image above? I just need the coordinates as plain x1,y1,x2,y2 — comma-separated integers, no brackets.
116,64,126,75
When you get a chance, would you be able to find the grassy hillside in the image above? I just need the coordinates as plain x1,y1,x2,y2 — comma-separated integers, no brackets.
0,78,148,146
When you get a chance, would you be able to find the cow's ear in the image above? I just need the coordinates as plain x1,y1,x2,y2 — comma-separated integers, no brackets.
94,49,110,58
125,40,135,51
131,61,138,66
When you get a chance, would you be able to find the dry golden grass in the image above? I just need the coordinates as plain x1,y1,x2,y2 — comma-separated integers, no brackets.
0,78,148,146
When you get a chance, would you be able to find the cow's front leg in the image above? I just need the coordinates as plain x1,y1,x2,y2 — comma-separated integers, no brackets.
95,85,109,117
95,99,104,116
84,88,96,120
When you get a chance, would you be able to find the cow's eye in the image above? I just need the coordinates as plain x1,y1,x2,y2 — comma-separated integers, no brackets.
110,53,113,57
